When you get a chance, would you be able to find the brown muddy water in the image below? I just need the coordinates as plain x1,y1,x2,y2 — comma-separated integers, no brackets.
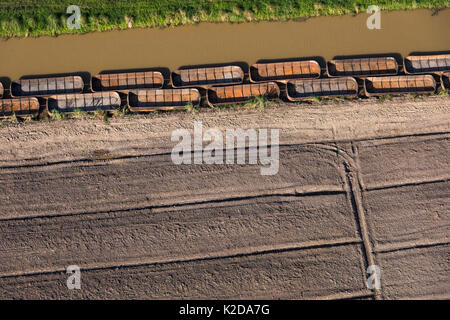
0,9,449,80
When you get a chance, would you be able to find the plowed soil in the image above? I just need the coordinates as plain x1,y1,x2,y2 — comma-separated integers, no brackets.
0,95,449,299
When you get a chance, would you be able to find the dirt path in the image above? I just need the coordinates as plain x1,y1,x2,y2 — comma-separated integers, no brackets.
0,95,448,299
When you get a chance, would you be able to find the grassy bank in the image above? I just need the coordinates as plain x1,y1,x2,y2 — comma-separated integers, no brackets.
0,0,449,38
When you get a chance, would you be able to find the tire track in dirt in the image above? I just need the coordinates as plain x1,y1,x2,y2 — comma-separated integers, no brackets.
366,176,450,191
332,142,381,299
375,239,450,254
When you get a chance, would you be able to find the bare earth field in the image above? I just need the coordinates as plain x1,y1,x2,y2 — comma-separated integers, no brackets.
0,95,448,299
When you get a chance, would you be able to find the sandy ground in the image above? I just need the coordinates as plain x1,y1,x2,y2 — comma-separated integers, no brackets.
0,95,448,299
